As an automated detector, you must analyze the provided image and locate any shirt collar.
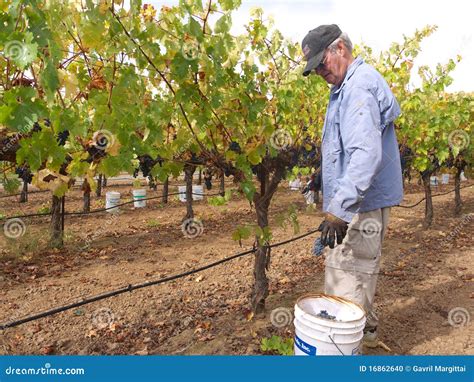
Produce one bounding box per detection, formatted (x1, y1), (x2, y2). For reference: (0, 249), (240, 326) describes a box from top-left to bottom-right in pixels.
(331, 56), (364, 95)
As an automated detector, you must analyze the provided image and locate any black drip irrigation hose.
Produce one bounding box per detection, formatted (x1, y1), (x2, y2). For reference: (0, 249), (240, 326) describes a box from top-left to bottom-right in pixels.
(0, 182), (150, 198)
(0, 189), (49, 199)
(0, 191), (231, 221)
(0, 228), (319, 331)
(0, 211), (52, 219)
(1, 180), (472, 330)
(396, 183), (473, 208)
(0, 179), (235, 199)
(2, 184), (472, 222)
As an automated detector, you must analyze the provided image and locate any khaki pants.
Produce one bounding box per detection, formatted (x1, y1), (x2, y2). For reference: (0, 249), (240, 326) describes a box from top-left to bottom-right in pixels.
(324, 208), (390, 329)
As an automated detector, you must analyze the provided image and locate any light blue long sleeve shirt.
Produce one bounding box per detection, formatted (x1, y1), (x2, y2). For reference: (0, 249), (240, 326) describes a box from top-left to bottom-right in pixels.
(321, 56), (403, 223)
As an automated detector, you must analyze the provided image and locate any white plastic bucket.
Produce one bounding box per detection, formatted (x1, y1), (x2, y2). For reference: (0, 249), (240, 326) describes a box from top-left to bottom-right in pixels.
(178, 185), (204, 202)
(289, 179), (301, 191)
(441, 174), (450, 184)
(430, 176), (438, 186)
(132, 189), (147, 208)
(178, 186), (187, 202)
(294, 294), (366, 356)
(193, 185), (204, 201)
(106, 191), (121, 213)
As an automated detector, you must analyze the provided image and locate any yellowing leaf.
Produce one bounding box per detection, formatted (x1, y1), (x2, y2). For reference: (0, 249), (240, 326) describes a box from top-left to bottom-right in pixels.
(99, 0), (109, 14)
(58, 69), (79, 99)
(32, 169), (71, 196)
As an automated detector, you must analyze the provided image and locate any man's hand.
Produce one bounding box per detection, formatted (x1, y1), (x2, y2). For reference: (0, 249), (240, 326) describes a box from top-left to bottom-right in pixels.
(318, 213), (349, 249)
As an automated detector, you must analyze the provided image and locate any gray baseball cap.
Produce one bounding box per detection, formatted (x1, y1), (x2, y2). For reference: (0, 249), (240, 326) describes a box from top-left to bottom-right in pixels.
(302, 24), (342, 76)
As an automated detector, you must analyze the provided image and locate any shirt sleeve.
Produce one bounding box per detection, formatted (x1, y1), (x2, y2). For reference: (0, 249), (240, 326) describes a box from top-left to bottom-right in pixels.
(326, 86), (382, 222)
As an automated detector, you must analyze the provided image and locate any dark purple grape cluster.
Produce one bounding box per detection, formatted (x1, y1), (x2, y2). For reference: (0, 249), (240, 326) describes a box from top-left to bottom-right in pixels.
(15, 165), (33, 183)
(134, 155), (164, 178)
(316, 310), (336, 320)
(31, 119), (68, 146)
(229, 141), (241, 153)
(32, 121), (41, 132)
(56, 130), (70, 146)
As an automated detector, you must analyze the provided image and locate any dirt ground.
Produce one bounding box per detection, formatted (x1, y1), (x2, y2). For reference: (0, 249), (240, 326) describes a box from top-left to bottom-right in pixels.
(0, 177), (472, 355)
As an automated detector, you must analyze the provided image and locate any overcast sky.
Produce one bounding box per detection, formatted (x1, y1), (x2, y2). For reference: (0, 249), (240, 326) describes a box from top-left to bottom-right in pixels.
(150, 0), (473, 92)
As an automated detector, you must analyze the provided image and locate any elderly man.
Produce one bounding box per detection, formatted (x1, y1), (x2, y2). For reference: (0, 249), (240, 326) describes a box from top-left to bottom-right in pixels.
(302, 25), (403, 348)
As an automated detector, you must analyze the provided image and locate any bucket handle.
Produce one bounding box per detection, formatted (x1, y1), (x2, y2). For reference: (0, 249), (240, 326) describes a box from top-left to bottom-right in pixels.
(327, 334), (345, 356)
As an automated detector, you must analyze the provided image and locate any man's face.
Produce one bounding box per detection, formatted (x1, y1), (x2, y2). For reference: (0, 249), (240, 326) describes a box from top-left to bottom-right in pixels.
(314, 44), (350, 86)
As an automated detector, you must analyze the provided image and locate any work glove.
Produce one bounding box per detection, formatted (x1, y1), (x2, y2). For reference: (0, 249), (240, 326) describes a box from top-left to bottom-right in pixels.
(318, 213), (349, 249)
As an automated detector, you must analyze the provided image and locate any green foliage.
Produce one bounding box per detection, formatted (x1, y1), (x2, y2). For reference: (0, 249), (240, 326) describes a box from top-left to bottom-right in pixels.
(231, 223), (272, 246)
(260, 335), (294, 355)
(4, 31), (38, 69)
(207, 189), (232, 206)
(275, 204), (300, 234)
(1, 174), (21, 194)
(0, 87), (46, 132)
(0, 0), (471, 237)
(359, 26), (472, 175)
(0, 0), (326, 205)
(231, 225), (252, 244)
(146, 219), (160, 228)
(37, 203), (51, 214)
(289, 166), (311, 178)
(240, 181), (256, 202)
(17, 129), (66, 172)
